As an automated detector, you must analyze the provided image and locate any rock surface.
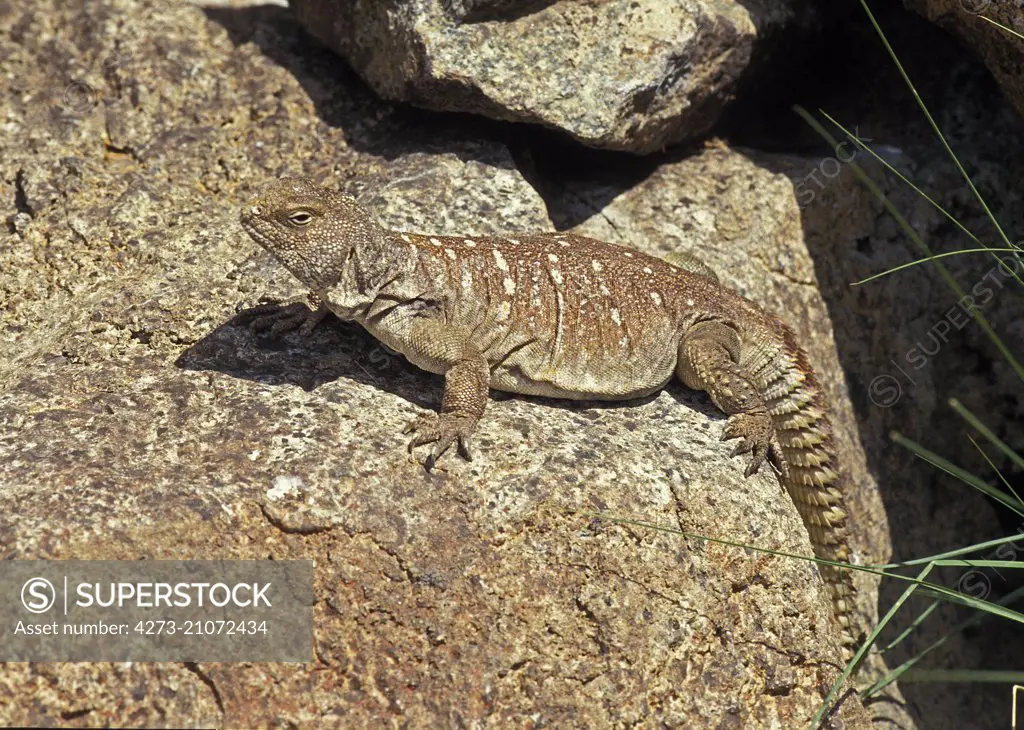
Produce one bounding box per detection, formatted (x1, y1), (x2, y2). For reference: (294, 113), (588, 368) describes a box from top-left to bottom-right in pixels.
(567, 145), (919, 729)
(2, 0), (1023, 727)
(288, 0), (817, 153)
(906, 0), (1024, 122)
(0, 0), (874, 727)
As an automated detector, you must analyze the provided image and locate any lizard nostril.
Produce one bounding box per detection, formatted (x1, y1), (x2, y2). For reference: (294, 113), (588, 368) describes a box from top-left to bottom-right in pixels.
(249, 205), (261, 217)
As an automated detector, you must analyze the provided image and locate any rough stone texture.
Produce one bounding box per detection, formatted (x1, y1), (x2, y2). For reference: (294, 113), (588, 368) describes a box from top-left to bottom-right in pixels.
(906, 0), (1024, 122)
(571, 147), (893, 582)
(0, 0), (874, 727)
(548, 57), (1024, 716)
(569, 147), (917, 729)
(288, 0), (818, 153)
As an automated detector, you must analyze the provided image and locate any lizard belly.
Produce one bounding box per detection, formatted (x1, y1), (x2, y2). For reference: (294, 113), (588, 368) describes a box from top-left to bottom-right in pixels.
(488, 340), (677, 401)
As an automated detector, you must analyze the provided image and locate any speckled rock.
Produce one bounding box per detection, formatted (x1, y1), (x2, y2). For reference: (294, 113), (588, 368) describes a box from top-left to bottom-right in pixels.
(906, 0), (1024, 121)
(554, 84), (1024, 721)
(0, 0), (873, 727)
(568, 146), (918, 728)
(287, 0), (818, 153)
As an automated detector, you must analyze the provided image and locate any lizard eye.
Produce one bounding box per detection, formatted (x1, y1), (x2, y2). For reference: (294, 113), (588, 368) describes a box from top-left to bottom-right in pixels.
(288, 211), (313, 226)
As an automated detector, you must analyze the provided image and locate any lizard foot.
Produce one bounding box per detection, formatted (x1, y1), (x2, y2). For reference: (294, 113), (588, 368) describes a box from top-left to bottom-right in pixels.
(721, 411), (789, 479)
(404, 412), (476, 470)
(232, 296), (328, 338)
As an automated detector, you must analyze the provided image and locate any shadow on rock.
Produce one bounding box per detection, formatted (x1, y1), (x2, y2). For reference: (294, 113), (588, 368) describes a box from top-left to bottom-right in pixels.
(175, 312), (439, 410)
(177, 309), (687, 425)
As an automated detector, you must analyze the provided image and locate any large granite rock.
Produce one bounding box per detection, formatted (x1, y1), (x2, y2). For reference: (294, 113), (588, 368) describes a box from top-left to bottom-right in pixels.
(566, 146), (918, 729)
(906, 0), (1024, 122)
(546, 93), (1024, 721)
(3, 0), (1021, 726)
(288, 0), (818, 153)
(0, 0), (875, 727)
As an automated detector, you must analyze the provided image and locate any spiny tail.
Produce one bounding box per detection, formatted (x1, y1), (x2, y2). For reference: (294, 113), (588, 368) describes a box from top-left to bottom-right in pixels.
(751, 325), (859, 656)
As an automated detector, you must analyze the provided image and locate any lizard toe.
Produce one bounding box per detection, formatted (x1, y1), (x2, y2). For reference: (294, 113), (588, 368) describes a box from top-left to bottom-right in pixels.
(405, 413), (476, 468)
(743, 445), (769, 477)
(457, 434), (475, 461)
(233, 298), (327, 338)
(730, 438), (754, 457)
(767, 438), (789, 480)
(723, 412), (779, 478)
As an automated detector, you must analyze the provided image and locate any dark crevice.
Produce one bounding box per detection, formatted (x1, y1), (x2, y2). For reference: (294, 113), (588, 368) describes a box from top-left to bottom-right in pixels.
(60, 708), (93, 721)
(14, 169), (31, 217)
(184, 661), (225, 717)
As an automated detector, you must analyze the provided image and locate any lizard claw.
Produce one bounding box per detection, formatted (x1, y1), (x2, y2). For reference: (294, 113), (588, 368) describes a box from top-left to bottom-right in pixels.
(232, 296), (328, 338)
(405, 412), (476, 469)
(721, 412), (788, 480)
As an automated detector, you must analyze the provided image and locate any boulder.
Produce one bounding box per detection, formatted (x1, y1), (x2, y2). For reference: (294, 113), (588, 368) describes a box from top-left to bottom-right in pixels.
(0, 0), (872, 726)
(906, 0), (1024, 122)
(288, 0), (818, 153)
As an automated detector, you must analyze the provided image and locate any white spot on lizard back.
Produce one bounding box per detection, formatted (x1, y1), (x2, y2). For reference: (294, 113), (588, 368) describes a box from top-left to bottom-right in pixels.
(650, 291), (662, 306)
(463, 239), (476, 248)
(493, 249), (509, 271)
(611, 308), (622, 326)
(687, 298), (695, 307)
(461, 266), (473, 291)
(550, 269), (563, 286)
(399, 233), (411, 243)
(547, 253), (559, 264)
(552, 286), (565, 358)
(503, 277), (516, 295)
(495, 301), (511, 322)
(591, 260), (603, 273)
(445, 248), (457, 260)
(643, 266), (653, 274)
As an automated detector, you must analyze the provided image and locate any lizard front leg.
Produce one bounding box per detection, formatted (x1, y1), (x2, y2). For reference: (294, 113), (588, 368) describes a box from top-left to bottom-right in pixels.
(402, 319), (490, 470)
(233, 292), (330, 337)
(676, 320), (788, 479)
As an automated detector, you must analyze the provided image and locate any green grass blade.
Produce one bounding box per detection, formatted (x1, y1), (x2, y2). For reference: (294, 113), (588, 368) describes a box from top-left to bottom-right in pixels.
(851, 248), (1024, 285)
(866, 586), (1024, 695)
(818, 111), (1021, 284)
(793, 106), (1024, 382)
(859, 0), (1018, 257)
(951, 398), (1024, 471)
(978, 14), (1024, 42)
(884, 532), (1024, 569)
(968, 433), (1023, 508)
(891, 432), (1024, 517)
(813, 564), (932, 723)
(878, 600), (940, 653)
(931, 559), (1024, 570)
(822, 111), (1024, 289)
(577, 509), (1024, 726)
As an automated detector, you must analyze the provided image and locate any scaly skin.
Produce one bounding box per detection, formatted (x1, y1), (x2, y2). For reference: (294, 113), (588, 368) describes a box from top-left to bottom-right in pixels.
(237, 177), (858, 654)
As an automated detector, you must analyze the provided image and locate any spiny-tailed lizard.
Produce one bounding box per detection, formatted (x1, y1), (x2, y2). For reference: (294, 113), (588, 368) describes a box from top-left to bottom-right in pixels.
(235, 176), (860, 654)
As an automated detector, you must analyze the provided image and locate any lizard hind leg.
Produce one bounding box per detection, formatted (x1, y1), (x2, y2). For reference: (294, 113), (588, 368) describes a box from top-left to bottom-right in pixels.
(675, 320), (788, 479)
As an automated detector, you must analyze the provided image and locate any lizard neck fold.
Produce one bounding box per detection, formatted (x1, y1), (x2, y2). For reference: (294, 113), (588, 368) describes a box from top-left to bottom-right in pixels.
(320, 228), (417, 322)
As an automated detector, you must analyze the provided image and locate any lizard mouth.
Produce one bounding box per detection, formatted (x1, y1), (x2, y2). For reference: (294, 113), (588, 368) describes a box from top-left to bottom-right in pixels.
(239, 216), (319, 286)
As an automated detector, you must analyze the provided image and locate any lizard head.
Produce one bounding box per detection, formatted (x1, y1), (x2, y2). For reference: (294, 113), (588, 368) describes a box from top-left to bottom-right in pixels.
(240, 177), (380, 290)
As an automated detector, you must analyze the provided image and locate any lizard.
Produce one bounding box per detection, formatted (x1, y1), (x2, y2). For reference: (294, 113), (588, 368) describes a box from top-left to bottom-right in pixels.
(235, 176), (860, 655)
